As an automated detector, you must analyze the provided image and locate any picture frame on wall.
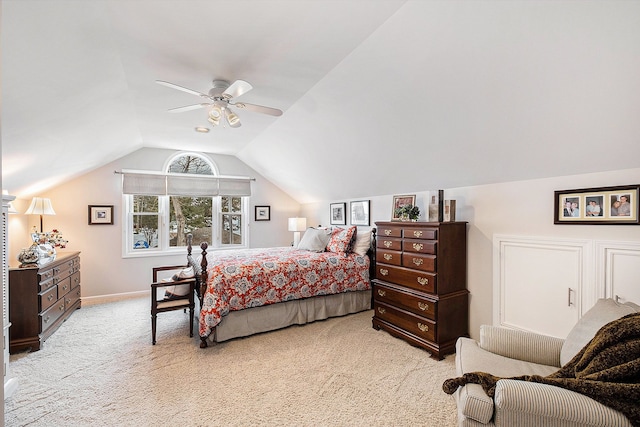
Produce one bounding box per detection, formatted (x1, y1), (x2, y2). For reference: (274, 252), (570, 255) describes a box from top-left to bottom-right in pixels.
(330, 202), (346, 225)
(554, 185), (639, 225)
(391, 194), (416, 221)
(350, 200), (370, 226)
(88, 205), (114, 225)
(255, 205), (270, 221)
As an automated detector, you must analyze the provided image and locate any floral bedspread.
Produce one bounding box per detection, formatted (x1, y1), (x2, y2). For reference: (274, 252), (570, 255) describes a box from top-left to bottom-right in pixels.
(198, 247), (370, 337)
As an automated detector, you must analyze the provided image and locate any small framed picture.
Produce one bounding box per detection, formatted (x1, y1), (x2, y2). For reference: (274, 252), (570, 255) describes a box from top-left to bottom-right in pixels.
(554, 185), (639, 224)
(391, 194), (416, 221)
(350, 200), (370, 226)
(88, 205), (114, 225)
(330, 202), (346, 225)
(255, 205), (270, 221)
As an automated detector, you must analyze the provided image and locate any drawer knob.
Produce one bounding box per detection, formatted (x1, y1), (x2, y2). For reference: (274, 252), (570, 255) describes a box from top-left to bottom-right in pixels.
(48, 294), (54, 301)
(43, 316), (50, 323)
(412, 243), (423, 251)
(417, 323), (429, 332)
(412, 258), (423, 266)
(377, 307), (386, 315)
(418, 302), (429, 311)
(59, 305), (65, 311)
(383, 241), (392, 248)
(379, 268), (389, 276)
(63, 285), (68, 291)
(413, 231), (423, 238)
(383, 254), (393, 261)
(417, 277), (429, 286)
(384, 230), (392, 236)
(377, 289), (386, 297)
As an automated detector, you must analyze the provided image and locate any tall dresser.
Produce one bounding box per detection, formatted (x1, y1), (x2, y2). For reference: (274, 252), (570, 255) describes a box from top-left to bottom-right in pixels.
(372, 221), (468, 359)
(9, 252), (81, 354)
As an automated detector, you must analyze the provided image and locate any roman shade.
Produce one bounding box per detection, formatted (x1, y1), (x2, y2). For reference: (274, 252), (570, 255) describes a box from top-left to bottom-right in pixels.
(121, 170), (252, 196)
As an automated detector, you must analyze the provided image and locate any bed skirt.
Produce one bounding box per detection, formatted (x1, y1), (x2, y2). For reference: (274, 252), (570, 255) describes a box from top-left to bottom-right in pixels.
(208, 289), (372, 342)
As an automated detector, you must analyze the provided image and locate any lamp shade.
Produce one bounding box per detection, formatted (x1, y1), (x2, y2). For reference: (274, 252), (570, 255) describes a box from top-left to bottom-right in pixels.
(24, 197), (56, 216)
(288, 217), (307, 232)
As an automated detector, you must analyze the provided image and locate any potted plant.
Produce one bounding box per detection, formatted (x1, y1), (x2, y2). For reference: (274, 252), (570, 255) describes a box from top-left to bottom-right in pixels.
(395, 204), (420, 221)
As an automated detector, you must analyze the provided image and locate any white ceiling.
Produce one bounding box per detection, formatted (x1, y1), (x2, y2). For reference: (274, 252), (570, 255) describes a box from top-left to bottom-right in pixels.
(3, 1), (640, 202)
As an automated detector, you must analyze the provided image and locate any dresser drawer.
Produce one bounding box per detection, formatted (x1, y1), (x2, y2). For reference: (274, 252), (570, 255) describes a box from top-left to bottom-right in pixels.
(402, 253), (436, 272)
(402, 239), (436, 254)
(57, 277), (72, 298)
(39, 285), (58, 312)
(39, 277), (56, 293)
(40, 299), (66, 332)
(374, 301), (435, 342)
(65, 285), (81, 310)
(402, 227), (437, 240)
(377, 249), (401, 266)
(376, 264), (436, 294)
(70, 271), (81, 288)
(378, 226), (402, 238)
(377, 237), (402, 251)
(373, 282), (436, 321)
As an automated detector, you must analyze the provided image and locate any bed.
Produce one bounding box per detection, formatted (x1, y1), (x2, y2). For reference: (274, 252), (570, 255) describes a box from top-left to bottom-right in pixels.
(192, 227), (376, 348)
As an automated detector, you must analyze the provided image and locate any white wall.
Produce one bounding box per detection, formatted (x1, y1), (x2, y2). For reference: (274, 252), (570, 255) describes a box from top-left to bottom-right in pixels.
(301, 167), (640, 339)
(8, 148), (301, 303)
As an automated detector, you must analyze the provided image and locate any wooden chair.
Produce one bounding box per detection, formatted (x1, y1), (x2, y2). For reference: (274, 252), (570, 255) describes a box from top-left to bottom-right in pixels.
(150, 267), (196, 345)
(150, 234), (200, 345)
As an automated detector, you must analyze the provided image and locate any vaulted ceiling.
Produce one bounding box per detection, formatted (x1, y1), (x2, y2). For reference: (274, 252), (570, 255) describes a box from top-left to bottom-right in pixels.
(3, 1), (639, 203)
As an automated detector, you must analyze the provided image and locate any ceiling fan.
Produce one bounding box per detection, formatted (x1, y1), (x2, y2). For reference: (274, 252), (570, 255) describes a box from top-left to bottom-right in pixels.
(156, 79), (283, 128)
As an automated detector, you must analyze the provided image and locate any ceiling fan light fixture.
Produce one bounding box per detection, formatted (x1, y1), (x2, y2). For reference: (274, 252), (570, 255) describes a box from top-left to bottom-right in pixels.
(207, 105), (222, 126)
(225, 109), (241, 128)
(195, 127), (210, 133)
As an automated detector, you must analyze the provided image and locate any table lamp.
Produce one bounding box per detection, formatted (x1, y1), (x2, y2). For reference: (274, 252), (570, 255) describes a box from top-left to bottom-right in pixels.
(288, 217), (307, 247)
(24, 197), (56, 232)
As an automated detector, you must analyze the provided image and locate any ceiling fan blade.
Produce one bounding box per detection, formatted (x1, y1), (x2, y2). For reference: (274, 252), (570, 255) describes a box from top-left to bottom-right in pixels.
(167, 103), (210, 113)
(232, 102), (283, 117)
(222, 80), (253, 100)
(156, 80), (210, 98)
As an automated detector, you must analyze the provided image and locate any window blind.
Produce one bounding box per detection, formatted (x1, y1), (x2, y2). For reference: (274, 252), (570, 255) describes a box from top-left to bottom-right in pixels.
(121, 171), (251, 196)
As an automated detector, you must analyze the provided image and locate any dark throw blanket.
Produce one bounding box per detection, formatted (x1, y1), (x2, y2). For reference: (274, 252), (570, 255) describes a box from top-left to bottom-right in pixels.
(443, 312), (640, 426)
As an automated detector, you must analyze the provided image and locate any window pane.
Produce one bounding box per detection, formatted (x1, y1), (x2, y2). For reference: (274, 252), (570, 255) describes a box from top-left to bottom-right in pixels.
(168, 155), (213, 175)
(221, 196), (230, 213)
(132, 214), (159, 249)
(133, 195), (158, 213)
(231, 214), (242, 244)
(231, 197), (241, 212)
(169, 196), (212, 247)
(220, 213), (242, 245)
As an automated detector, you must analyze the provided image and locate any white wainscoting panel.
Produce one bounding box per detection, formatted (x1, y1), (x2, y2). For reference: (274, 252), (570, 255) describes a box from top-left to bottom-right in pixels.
(493, 235), (591, 338)
(596, 240), (640, 306)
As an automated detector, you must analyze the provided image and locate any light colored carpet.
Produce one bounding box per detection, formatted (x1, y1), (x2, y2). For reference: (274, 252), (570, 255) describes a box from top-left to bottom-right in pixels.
(6, 298), (458, 426)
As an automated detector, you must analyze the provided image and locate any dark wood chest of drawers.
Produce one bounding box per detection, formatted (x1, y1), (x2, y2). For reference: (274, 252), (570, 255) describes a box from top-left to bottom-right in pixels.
(9, 252), (81, 353)
(372, 222), (468, 359)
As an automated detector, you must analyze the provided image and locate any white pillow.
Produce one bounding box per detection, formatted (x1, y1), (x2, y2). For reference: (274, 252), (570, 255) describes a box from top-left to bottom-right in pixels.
(297, 227), (331, 252)
(352, 229), (372, 256)
(161, 267), (195, 300)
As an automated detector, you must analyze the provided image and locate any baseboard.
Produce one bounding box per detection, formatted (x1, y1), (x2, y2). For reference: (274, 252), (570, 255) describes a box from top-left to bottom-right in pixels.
(81, 290), (149, 306)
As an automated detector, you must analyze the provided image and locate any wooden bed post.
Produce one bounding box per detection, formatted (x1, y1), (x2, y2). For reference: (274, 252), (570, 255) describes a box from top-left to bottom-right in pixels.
(199, 241), (209, 349)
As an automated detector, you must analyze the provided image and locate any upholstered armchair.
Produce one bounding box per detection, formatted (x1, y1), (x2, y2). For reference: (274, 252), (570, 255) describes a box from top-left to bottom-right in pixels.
(451, 298), (639, 426)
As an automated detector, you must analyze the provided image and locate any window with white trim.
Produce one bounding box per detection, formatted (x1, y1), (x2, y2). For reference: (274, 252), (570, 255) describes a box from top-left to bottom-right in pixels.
(122, 153), (250, 256)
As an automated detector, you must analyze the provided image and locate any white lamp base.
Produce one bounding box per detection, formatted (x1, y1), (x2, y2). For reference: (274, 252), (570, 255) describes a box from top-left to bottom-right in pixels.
(293, 231), (301, 247)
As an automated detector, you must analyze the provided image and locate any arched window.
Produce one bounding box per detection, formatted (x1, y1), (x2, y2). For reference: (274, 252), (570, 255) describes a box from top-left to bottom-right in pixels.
(123, 152), (249, 256)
